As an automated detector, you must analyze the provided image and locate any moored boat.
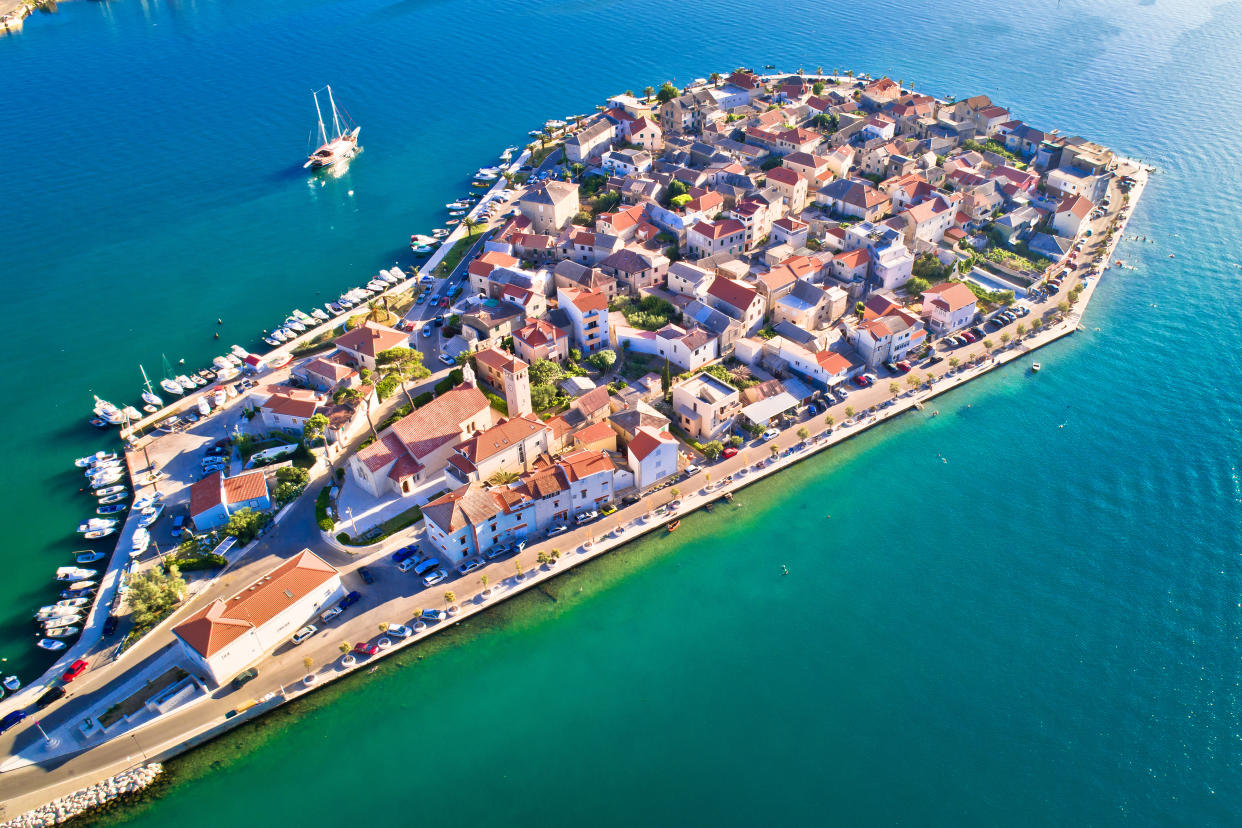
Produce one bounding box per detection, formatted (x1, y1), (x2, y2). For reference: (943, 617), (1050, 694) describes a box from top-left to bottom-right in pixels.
(36, 639), (67, 652)
(304, 85), (360, 169)
(84, 528), (115, 539)
(75, 550), (106, 564)
(96, 503), (127, 516)
(94, 485), (127, 498)
(56, 566), (96, 581)
(667, 519), (681, 533)
(131, 527), (151, 557)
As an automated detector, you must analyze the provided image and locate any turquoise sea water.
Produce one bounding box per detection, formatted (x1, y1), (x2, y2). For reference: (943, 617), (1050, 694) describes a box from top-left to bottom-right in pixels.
(3, 0), (1242, 823)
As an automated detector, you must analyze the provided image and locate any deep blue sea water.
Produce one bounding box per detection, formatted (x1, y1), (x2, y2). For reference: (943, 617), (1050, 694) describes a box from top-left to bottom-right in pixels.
(2, 0), (1241, 824)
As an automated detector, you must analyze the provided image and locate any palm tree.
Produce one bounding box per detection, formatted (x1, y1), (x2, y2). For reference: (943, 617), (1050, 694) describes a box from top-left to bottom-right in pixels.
(643, 86), (654, 99)
(710, 72), (722, 87)
(365, 300), (386, 325)
(339, 386), (378, 441)
(462, 215), (479, 236)
(480, 574), (489, 592)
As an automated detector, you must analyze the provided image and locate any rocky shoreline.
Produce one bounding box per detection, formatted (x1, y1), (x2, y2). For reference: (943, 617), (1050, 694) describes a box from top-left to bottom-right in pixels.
(1, 764), (162, 827)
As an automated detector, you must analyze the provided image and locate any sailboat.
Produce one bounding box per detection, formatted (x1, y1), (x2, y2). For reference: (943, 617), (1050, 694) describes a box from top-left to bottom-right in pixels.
(160, 355), (185, 397)
(304, 85), (360, 169)
(138, 365), (163, 408)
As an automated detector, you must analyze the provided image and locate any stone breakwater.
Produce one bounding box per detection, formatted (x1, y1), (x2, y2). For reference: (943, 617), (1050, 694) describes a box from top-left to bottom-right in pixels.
(1, 764), (162, 827)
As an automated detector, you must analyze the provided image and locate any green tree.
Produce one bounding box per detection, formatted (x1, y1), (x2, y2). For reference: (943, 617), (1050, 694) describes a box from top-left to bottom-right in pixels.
(656, 81), (679, 103)
(729, 434), (744, 447)
(906, 374), (920, 390)
(797, 426), (810, 440)
(529, 358), (564, 387)
(444, 591), (456, 607)
(377, 347), (431, 409)
(824, 414), (834, 429)
(661, 359), (672, 398)
(701, 440), (724, 460)
(812, 81), (825, 95)
(339, 386), (378, 441)
(643, 86), (655, 99)
(303, 412), (333, 475)
(844, 406), (855, 419)
(1031, 317), (1043, 331)
(948, 356), (960, 369)
(224, 507), (271, 544)
(274, 466), (310, 503)
(769, 444), (780, 459)
(587, 349), (617, 372)
(530, 383), (558, 411)
(375, 374), (399, 402)
(127, 564), (186, 629)
(1016, 323), (1026, 337)
(889, 381), (901, 396)
(983, 339), (994, 351)
(1001, 332), (1011, 345)
(854, 301), (866, 322)
(1058, 301), (1071, 314)
(905, 275), (931, 297)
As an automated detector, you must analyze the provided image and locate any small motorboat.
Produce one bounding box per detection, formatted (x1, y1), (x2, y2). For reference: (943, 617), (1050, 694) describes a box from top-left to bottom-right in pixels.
(78, 518), (117, 533)
(311, 308), (329, 321)
(143, 404), (159, 413)
(96, 503), (127, 516)
(326, 303), (342, 315)
(131, 527), (151, 557)
(213, 356), (232, 371)
(56, 598), (90, 610)
(268, 353), (291, 369)
(137, 504), (164, 528)
(197, 397), (211, 417)
(284, 317), (308, 333)
(264, 336), (281, 347)
(160, 377), (185, 396)
(431, 228), (449, 238)
(88, 417), (110, 429)
(1031, 362), (1042, 373)
(446, 200), (469, 209)
(132, 493), (163, 512)
(94, 485), (127, 498)
(36, 606), (81, 620)
(60, 587), (95, 600)
(75, 451), (116, 468)
(45, 626), (80, 639)
(191, 373), (208, 386)
(667, 519), (681, 533)
(292, 309), (315, 324)
(67, 580), (97, 591)
(86, 460), (122, 476)
(446, 219), (460, 226)
(230, 344), (249, 358)
(37, 639), (67, 652)
(84, 528), (115, 540)
(2, 676), (19, 692)
(75, 551), (106, 564)
(89, 473), (125, 490)
(176, 375), (197, 392)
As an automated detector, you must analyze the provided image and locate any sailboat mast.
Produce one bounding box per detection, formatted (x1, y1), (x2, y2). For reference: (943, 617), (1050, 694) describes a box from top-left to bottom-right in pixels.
(313, 89), (329, 146)
(326, 84), (343, 140)
(140, 364), (153, 393)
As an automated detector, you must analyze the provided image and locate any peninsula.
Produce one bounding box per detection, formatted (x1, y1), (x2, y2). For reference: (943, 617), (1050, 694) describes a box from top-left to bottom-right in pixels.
(0, 68), (1146, 825)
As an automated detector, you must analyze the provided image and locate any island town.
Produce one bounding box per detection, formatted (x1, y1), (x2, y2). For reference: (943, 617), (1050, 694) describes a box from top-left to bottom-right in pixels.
(0, 68), (1146, 825)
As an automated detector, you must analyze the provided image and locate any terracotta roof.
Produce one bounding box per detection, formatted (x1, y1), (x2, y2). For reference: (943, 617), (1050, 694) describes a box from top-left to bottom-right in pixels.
(222, 470), (268, 505)
(628, 426), (676, 461)
(706, 276), (759, 311)
(833, 248), (869, 269)
(455, 415), (548, 463)
(518, 464), (569, 499)
(356, 431), (406, 472)
(173, 550), (339, 658)
(562, 287), (609, 313)
(188, 472), (224, 518)
(815, 351), (853, 374)
(685, 191), (725, 213)
(514, 319), (567, 349)
(423, 484), (514, 534)
(691, 219), (745, 240)
(354, 386), (490, 472)
(468, 250), (518, 278)
(474, 346), (528, 374)
(305, 358), (355, 382)
(572, 421), (616, 446)
(765, 166), (802, 186)
(334, 322), (409, 360)
(772, 216), (806, 232)
(571, 385), (612, 417)
(922, 281), (978, 312)
(559, 449), (615, 482)
(262, 391), (319, 419)
(1057, 194), (1094, 219)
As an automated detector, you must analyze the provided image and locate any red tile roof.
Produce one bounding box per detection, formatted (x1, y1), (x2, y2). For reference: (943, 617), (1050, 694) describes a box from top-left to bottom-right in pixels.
(222, 470), (268, 505)
(765, 166), (802, 186)
(922, 281), (979, 312)
(173, 550), (339, 658)
(334, 322), (410, 360)
(628, 426), (675, 461)
(706, 276), (759, 312)
(691, 219), (745, 240)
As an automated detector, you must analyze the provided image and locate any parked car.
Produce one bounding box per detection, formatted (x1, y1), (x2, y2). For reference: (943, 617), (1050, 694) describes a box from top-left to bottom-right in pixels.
(420, 609), (447, 622)
(61, 659), (89, 683)
(438, 353), (455, 366)
(896, 361), (912, 373)
(102, 614), (119, 636)
(0, 710), (27, 734)
(387, 624), (413, 638)
(439, 297), (450, 308)
(683, 464), (701, 476)
(338, 591), (361, 610)
(459, 558), (482, 574)
(621, 493), (641, 505)
(574, 510), (599, 525)
(35, 686), (66, 709)
(320, 606), (342, 623)
(600, 503), (617, 516)
(547, 524), (569, 537)
(353, 641), (380, 656)
(170, 515), (187, 538)
(358, 566), (375, 585)
(415, 293), (429, 305)
(722, 447), (739, 459)
(391, 545), (419, 564)
(484, 544), (511, 560)
(761, 428), (780, 441)
(413, 557), (441, 576)
(397, 557), (419, 573)
(231, 668), (259, 690)
(422, 569), (448, 587)
(290, 625), (317, 645)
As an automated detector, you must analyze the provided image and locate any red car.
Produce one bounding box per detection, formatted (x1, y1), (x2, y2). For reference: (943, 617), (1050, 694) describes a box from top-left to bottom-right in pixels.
(353, 642), (380, 656)
(438, 297), (450, 308)
(61, 659), (89, 683)
(722, 447), (739, 459)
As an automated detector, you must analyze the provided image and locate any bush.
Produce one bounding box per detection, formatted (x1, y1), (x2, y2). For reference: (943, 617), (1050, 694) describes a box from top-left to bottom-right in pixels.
(484, 391), (508, 415)
(587, 349), (617, 371)
(225, 508), (270, 545)
(172, 552), (227, 572)
(611, 295), (680, 331)
(315, 487), (333, 531)
(413, 391), (434, 407)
